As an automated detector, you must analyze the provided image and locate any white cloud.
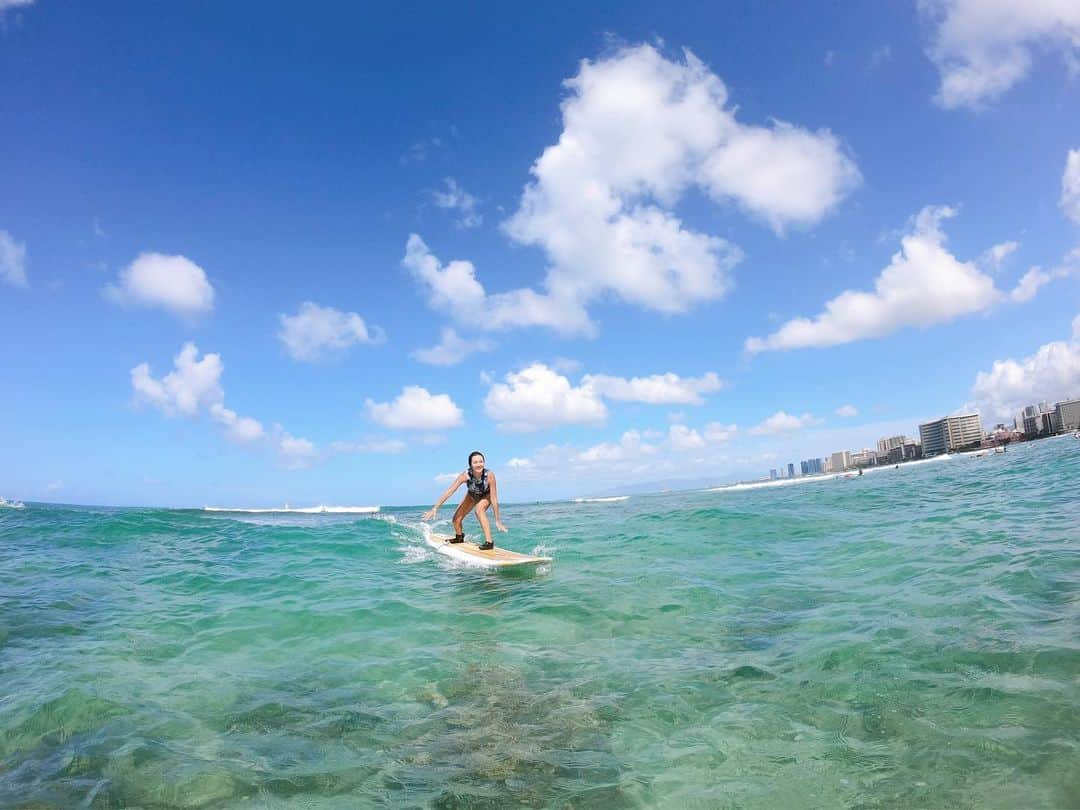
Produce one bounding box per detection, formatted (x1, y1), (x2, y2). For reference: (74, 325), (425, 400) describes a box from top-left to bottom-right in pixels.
(971, 314), (1080, 419)
(0, 0), (34, 12)
(551, 357), (583, 375)
(577, 429), (658, 462)
(408, 44), (858, 337)
(274, 427), (318, 470)
(45, 479), (63, 493)
(209, 403), (265, 444)
(435, 471), (461, 483)
(749, 410), (822, 436)
(432, 177), (482, 228)
(745, 206), (1001, 353)
(132, 343), (317, 467)
(1010, 267), (1052, 303)
(131, 342), (224, 417)
(412, 327), (492, 366)
(278, 301), (384, 362)
(1010, 248), (1080, 302)
(365, 385), (464, 430)
(703, 422), (737, 443)
(921, 0), (1080, 109)
(835, 404), (859, 417)
(979, 240), (1018, 272)
(0, 230), (28, 288)
(403, 234), (592, 335)
(668, 424), (705, 451)
(581, 371), (724, 405)
(1062, 149), (1080, 224)
(484, 363), (607, 432)
(105, 252), (214, 320)
(506, 419), (736, 481)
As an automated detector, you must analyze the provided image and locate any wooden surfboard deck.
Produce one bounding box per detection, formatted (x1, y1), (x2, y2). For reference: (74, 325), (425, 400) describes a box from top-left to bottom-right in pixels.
(427, 535), (552, 568)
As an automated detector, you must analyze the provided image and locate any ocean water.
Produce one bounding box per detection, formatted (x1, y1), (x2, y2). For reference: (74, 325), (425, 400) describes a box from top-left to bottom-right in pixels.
(1, 438), (1078, 808)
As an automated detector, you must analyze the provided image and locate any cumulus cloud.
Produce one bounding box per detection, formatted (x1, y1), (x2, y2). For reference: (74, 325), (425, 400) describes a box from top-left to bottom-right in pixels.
(412, 327), (493, 366)
(105, 252), (214, 320)
(365, 386), (464, 430)
(484, 363), (607, 432)
(668, 423), (706, 451)
(274, 427), (318, 470)
(403, 234), (592, 335)
(1062, 149), (1080, 224)
(0, 230), (28, 289)
(408, 44), (858, 337)
(836, 404), (859, 417)
(132, 342), (317, 467)
(432, 177), (482, 228)
(971, 314), (1080, 419)
(748, 410), (822, 436)
(745, 206), (1001, 353)
(577, 429), (659, 462)
(131, 342), (224, 417)
(581, 371), (724, 405)
(506, 419), (736, 480)
(278, 301), (385, 362)
(921, 0), (1080, 109)
(208, 403), (265, 444)
(480, 363), (726, 431)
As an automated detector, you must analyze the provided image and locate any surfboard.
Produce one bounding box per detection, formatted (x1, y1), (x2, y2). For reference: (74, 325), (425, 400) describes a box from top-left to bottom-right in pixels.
(427, 534), (552, 568)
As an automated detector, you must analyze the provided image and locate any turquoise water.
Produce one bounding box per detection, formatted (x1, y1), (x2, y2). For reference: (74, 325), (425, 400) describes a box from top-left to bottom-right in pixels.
(2, 438), (1078, 808)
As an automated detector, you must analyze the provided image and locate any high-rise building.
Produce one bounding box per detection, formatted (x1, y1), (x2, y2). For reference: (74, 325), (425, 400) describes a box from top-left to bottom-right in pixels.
(876, 435), (907, 454)
(787, 463), (795, 478)
(1055, 398), (1080, 432)
(770, 468), (778, 480)
(851, 448), (876, 467)
(830, 450), (852, 472)
(919, 413), (983, 455)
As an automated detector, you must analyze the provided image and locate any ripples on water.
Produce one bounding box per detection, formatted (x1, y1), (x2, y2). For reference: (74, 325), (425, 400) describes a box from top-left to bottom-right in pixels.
(1, 438), (1078, 807)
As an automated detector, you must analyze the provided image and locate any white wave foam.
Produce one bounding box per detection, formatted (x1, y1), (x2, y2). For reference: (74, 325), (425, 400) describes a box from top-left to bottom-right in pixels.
(202, 505), (380, 514)
(400, 545), (433, 565)
(573, 496), (629, 503)
(0, 497), (26, 509)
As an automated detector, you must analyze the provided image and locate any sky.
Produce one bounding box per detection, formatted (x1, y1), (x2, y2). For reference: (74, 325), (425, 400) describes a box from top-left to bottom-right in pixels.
(2, 0), (1079, 507)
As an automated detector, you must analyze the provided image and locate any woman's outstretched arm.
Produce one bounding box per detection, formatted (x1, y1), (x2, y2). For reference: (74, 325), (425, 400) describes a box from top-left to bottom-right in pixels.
(422, 473), (466, 520)
(489, 473), (508, 532)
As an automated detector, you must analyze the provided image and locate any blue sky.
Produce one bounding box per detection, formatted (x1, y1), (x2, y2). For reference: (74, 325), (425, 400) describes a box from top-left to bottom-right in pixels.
(2, 1), (1079, 507)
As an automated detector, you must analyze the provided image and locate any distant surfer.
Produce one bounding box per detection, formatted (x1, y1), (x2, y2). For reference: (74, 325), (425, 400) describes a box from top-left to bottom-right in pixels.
(422, 451), (507, 550)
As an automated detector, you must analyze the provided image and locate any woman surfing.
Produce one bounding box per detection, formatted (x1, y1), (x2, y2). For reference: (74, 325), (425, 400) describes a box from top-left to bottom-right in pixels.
(422, 451), (507, 550)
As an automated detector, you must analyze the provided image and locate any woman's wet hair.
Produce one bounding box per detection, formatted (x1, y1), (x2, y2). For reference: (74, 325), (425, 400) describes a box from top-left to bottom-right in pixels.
(468, 451), (485, 467)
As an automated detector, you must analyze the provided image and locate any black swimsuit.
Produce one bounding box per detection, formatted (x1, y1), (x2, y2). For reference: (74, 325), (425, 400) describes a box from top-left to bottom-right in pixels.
(466, 468), (490, 499)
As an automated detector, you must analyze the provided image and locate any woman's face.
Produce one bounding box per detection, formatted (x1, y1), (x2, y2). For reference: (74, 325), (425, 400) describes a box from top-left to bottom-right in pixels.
(470, 455), (485, 476)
